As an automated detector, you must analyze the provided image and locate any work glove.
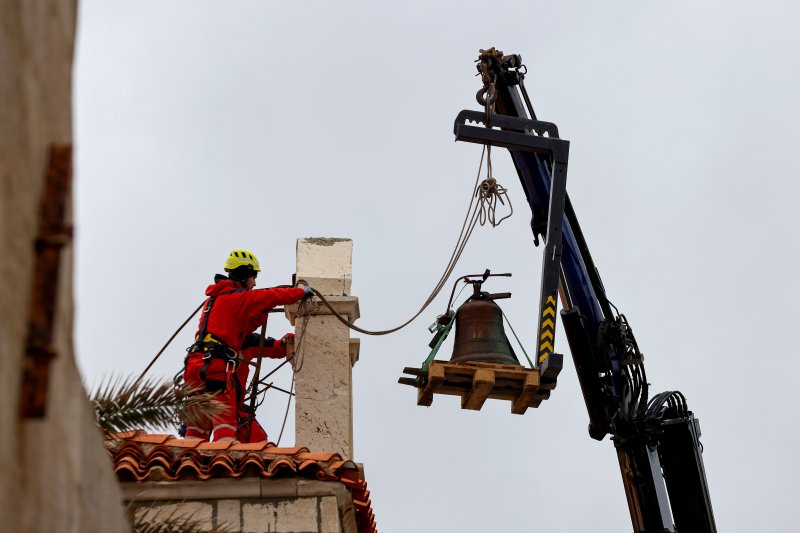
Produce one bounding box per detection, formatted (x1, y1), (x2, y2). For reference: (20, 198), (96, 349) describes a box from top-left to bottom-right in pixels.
(303, 286), (315, 299)
(242, 332), (276, 349)
(280, 333), (295, 345)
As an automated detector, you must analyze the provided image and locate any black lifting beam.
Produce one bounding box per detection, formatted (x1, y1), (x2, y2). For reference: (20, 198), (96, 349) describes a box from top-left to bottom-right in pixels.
(454, 109), (567, 380)
(453, 110), (568, 164)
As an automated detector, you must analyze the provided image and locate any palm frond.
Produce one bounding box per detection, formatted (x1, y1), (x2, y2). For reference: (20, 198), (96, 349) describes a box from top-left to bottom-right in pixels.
(91, 375), (227, 435)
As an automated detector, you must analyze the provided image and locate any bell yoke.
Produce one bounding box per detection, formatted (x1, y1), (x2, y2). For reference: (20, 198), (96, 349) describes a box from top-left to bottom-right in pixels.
(182, 249), (312, 442)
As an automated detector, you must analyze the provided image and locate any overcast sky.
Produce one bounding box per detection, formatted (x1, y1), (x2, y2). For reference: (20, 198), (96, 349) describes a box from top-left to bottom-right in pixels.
(74, 2), (800, 532)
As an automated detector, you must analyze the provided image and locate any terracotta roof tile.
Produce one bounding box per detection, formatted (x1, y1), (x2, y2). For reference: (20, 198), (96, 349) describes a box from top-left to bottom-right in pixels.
(131, 433), (172, 444)
(196, 441), (234, 451)
(268, 456), (299, 475)
(297, 451), (340, 462)
(329, 459), (348, 469)
(162, 438), (205, 448)
(228, 441), (272, 452)
(262, 446), (305, 455)
(106, 429), (141, 440)
(173, 460), (203, 479)
(107, 432), (377, 533)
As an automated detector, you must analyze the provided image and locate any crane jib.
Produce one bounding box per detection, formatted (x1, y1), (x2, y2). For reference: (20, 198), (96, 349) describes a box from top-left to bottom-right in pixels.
(451, 48), (717, 532)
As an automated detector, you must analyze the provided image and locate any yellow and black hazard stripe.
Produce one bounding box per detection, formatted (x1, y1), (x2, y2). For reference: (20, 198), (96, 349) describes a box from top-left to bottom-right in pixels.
(538, 294), (557, 364)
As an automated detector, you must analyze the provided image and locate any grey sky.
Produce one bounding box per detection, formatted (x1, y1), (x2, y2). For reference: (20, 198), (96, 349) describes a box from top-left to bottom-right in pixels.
(74, 1), (800, 531)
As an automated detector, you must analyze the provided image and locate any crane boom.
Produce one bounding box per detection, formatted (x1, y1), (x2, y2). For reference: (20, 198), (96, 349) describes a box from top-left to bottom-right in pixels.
(454, 49), (717, 533)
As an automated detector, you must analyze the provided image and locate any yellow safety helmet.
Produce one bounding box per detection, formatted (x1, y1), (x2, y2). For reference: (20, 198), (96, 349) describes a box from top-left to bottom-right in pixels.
(224, 249), (261, 273)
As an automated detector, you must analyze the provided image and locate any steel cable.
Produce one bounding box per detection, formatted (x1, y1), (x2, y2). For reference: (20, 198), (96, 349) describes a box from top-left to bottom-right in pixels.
(301, 146), (512, 336)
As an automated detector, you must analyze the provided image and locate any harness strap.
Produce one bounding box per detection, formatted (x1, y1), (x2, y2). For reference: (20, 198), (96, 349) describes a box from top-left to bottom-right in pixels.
(199, 354), (212, 382)
(184, 287), (245, 382)
(197, 294), (218, 343)
(197, 347), (239, 381)
(196, 287), (244, 343)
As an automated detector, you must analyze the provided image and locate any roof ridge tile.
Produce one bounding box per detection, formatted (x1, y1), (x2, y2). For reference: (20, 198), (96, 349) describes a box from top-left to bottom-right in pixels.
(297, 451), (341, 462)
(197, 441), (234, 451)
(163, 438), (204, 448)
(131, 434), (172, 444)
(263, 446), (307, 455)
(229, 442), (270, 452)
(105, 429), (142, 441)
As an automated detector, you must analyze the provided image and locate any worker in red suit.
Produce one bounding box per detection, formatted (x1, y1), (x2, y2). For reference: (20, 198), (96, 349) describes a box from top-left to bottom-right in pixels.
(182, 249), (311, 442)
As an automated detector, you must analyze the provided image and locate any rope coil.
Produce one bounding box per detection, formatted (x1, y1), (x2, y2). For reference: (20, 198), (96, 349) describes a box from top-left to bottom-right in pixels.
(477, 176), (512, 227)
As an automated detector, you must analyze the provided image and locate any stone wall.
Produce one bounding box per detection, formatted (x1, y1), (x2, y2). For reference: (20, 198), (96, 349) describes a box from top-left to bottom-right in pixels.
(0, 1), (129, 531)
(124, 479), (357, 533)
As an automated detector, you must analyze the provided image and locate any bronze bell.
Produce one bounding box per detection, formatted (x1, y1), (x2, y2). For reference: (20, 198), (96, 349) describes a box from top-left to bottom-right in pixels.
(450, 297), (520, 365)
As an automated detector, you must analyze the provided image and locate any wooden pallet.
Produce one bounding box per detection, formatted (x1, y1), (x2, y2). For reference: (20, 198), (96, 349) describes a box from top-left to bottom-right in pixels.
(416, 360), (554, 415)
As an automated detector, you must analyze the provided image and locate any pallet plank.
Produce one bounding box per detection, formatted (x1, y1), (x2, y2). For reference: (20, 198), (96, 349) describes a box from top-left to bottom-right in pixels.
(511, 372), (541, 414)
(416, 360), (553, 414)
(417, 363), (445, 406)
(462, 369), (495, 410)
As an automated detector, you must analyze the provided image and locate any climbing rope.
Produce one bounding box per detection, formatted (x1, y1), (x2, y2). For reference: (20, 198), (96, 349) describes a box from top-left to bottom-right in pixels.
(242, 296), (314, 445)
(276, 378), (294, 446)
(134, 300), (205, 386)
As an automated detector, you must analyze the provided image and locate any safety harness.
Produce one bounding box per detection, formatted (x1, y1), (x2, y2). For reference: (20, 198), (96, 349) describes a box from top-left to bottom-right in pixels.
(184, 288), (244, 383)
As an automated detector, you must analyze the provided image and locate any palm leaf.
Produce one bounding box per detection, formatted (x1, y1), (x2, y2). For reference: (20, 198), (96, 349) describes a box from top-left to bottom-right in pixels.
(91, 375), (227, 435)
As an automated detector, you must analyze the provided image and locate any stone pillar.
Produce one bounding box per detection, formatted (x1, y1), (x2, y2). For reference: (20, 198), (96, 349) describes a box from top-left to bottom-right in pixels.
(286, 238), (360, 459)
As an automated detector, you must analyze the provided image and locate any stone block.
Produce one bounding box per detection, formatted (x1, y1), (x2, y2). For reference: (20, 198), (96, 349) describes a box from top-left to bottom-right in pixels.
(297, 480), (350, 502)
(259, 478), (298, 498)
(319, 496), (342, 533)
(122, 478), (261, 501)
(242, 498), (319, 533)
(134, 502), (213, 532)
(294, 314), (354, 457)
(340, 504), (358, 533)
(349, 338), (360, 365)
(215, 499), (241, 530)
(296, 238), (352, 296)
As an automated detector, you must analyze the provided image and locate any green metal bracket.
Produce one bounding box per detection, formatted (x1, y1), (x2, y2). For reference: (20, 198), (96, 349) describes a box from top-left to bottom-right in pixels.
(421, 313), (456, 375)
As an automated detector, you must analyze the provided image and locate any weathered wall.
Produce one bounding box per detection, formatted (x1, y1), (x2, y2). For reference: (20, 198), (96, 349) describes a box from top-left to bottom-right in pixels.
(0, 1), (129, 531)
(124, 479), (357, 533)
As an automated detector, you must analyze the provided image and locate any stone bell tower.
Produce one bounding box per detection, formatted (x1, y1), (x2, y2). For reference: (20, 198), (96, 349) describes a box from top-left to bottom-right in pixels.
(286, 238), (360, 459)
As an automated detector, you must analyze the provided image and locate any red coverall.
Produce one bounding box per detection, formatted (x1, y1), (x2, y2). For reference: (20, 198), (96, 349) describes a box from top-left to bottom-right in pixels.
(236, 337), (291, 442)
(183, 278), (305, 442)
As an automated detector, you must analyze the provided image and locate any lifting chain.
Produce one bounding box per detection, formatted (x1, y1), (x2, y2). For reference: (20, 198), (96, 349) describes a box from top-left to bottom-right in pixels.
(475, 47), (504, 110)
